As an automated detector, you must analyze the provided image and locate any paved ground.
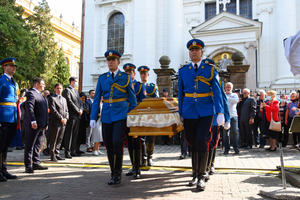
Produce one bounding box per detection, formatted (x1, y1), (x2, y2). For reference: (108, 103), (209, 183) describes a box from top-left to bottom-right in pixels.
(1, 145), (299, 200)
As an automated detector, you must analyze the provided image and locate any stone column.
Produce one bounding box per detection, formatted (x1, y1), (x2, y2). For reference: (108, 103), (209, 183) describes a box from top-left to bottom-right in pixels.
(245, 42), (257, 89)
(227, 52), (250, 90)
(153, 56), (176, 97)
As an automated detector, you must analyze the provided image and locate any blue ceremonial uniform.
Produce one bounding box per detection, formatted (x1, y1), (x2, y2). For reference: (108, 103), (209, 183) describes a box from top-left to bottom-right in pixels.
(91, 70), (137, 123)
(91, 50), (137, 185)
(133, 79), (146, 103)
(145, 83), (159, 98)
(0, 74), (18, 123)
(178, 59), (224, 119)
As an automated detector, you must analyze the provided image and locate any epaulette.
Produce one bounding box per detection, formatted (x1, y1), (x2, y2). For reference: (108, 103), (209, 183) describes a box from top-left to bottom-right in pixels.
(203, 58), (215, 67)
(179, 64), (189, 71)
(99, 72), (108, 78)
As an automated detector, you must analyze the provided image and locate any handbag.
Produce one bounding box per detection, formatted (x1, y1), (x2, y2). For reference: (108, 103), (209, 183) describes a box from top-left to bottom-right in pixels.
(269, 112), (281, 132)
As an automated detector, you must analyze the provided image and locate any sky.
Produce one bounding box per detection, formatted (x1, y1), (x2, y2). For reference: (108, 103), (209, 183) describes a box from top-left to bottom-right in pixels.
(33, 0), (82, 29)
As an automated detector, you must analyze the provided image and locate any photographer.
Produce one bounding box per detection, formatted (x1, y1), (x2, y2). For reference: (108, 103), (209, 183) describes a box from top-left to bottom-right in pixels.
(253, 90), (267, 148)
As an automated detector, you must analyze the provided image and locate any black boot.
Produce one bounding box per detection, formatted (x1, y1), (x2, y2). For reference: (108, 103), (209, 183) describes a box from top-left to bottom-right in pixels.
(141, 137), (147, 167)
(146, 136), (154, 166)
(2, 152), (17, 179)
(196, 152), (209, 191)
(113, 154), (123, 185)
(204, 148), (213, 181)
(209, 148), (216, 175)
(133, 138), (141, 179)
(107, 151), (115, 185)
(0, 153), (7, 182)
(188, 152), (197, 186)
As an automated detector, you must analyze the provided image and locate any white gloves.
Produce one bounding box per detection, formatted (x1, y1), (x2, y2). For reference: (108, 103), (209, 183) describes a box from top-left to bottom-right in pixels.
(90, 120), (96, 128)
(224, 121), (231, 130)
(217, 113), (225, 126)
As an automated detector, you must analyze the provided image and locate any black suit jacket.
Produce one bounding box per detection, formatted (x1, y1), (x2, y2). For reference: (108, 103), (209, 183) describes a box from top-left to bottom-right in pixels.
(240, 97), (257, 122)
(24, 88), (48, 130)
(48, 94), (69, 126)
(62, 86), (82, 119)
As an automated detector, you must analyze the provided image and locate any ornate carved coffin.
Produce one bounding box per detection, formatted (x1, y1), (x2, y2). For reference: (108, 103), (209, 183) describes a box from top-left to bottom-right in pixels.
(127, 97), (184, 137)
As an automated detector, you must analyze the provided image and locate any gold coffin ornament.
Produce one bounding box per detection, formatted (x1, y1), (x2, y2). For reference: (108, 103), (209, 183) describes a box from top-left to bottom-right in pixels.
(127, 98), (184, 137)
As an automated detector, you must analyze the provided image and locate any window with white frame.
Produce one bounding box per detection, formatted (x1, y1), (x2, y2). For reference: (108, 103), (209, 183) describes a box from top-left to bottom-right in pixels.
(107, 12), (124, 54)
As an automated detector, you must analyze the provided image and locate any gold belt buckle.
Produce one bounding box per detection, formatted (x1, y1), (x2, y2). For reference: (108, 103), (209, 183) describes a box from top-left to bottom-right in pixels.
(109, 98), (113, 104)
(193, 92), (197, 98)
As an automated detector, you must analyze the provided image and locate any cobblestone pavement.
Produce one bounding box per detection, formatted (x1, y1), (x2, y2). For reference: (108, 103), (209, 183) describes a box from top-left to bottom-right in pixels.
(1, 145), (299, 200)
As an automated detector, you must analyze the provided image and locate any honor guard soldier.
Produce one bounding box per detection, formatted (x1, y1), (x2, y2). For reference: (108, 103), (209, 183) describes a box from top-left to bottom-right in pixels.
(138, 66), (159, 167)
(204, 59), (231, 181)
(0, 57), (18, 182)
(90, 50), (137, 185)
(123, 63), (145, 179)
(178, 39), (225, 191)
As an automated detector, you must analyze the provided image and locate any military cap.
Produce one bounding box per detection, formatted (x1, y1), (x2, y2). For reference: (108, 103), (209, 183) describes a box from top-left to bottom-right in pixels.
(163, 88), (168, 92)
(0, 57), (17, 67)
(186, 39), (205, 50)
(104, 50), (121, 59)
(123, 63), (136, 72)
(137, 66), (150, 72)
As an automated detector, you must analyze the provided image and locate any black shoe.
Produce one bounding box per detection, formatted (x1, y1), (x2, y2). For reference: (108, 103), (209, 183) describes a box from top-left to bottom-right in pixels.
(223, 150), (229, 155)
(141, 159), (146, 167)
(65, 153), (72, 159)
(2, 171), (17, 179)
(33, 165), (48, 170)
(15, 146), (23, 150)
(147, 158), (153, 166)
(114, 176), (121, 184)
(51, 156), (58, 162)
(196, 176), (206, 191)
(178, 154), (186, 160)
(76, 150), (85, 155)
(133, 170), (141, 179)
(270, 147), (277, 152)
(25, 168), (34, 174)
(188, 177), (197, 186)
(71, 152), (80, 157)
(126, 168), (134, 176)
(56, 156), (65, 160)
(107, 177), (115, 185)
(204, 172), (210, 182)
(209, 166), (215, 175)
(0, 172), (7, 182)
(43, 148), (50, 156)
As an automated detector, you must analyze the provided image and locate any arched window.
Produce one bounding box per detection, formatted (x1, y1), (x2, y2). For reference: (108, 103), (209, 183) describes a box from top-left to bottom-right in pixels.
(107, 12), (125, 54)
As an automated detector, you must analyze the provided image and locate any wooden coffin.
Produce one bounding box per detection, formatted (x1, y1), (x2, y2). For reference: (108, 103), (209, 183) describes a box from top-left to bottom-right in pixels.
(127, 97), (184, 137)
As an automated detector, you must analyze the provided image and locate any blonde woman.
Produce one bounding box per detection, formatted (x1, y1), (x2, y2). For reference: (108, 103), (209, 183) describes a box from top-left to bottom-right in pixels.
(261, 90), (280, 151)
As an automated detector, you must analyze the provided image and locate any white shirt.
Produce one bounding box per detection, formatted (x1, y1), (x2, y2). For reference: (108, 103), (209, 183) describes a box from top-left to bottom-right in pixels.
(110, 69), (119, 77)
(4, 73), (12, 80)
(192, 61), (202, 70)
(225, 92), (239, 117)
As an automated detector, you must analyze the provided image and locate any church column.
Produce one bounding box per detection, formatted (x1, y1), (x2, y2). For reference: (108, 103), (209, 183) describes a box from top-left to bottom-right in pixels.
(236, 0), (240, 15)
(216, 0), (219, 14)
(275, 0), (296, 81)
(245, 42), (257, 89)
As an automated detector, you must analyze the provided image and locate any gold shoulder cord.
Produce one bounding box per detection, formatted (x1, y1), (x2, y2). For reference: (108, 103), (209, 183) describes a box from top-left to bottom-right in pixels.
(195, 66), (214, 86)
(146, 85), (157, 97)
(136, 83), (143, 95)
(109, 74), (130, 103)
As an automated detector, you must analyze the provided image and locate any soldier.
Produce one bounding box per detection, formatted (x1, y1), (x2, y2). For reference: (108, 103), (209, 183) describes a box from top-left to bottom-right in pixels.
(123, 63), (146, 179)
(90, 50), (137, 185)
(178, 39), (225, 191)
(0, 57), (18, 182)
(138, 66), (159, 166)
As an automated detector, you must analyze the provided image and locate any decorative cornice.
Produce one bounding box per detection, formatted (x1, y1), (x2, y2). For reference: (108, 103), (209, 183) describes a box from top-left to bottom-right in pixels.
(94, 0), (131, 6)
(256, 7), (273, 16)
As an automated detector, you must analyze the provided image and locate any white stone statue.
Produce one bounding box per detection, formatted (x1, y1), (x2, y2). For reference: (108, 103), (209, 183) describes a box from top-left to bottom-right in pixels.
(218, 54), (232, 72)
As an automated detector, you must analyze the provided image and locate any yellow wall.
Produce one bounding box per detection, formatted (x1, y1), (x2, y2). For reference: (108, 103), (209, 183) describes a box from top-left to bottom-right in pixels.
(16, 0), (81, 79)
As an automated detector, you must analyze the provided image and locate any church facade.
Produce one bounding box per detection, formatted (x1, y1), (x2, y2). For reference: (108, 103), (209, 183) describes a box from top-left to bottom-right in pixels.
(82, 0), (300, 92)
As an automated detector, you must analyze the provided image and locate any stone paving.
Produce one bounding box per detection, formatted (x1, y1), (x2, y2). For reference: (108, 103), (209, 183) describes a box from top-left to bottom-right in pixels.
(1, 145), (299, 200)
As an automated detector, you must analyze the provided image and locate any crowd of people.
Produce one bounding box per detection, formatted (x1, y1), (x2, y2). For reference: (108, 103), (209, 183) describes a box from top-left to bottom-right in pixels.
(0, 38), (299, 192)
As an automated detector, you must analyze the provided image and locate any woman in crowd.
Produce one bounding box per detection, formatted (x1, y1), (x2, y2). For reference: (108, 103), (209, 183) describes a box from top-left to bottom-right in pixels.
(77, 92), (90, 154)
(261, 90), (280, 151)
(285, 91), (300, 149)
(279, 94), (288, 147)
(91, 97), (104, 156)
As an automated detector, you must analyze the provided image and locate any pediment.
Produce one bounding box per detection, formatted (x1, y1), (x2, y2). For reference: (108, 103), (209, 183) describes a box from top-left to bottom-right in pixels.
(190, 12), (262, 35)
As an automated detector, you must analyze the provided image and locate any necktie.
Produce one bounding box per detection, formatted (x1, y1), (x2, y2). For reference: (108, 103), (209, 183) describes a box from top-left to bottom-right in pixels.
(194, 64), (198, 72)
(58, 95), (63, 104)
(112, 72), (114, 79)
(11, 77), (15, 85)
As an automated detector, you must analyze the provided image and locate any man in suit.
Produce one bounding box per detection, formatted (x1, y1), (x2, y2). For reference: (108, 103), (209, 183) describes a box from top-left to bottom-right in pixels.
(48, 83), (69, 162)
(239, 88), (256, 149)
(90, 50), (137, 185)
(23, 78), (49, 173)
(0, 57), (18, 181)
(62, 77), (83, 158)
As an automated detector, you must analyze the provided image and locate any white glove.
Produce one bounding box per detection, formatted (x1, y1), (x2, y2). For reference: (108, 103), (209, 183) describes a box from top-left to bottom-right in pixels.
(217, 113), (225, 126)
(224, 121), (231, 130)
(90, 120), (96, 129)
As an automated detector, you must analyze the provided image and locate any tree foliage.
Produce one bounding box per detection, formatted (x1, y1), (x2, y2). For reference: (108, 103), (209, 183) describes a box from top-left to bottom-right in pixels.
(0, 0), (71, 90)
